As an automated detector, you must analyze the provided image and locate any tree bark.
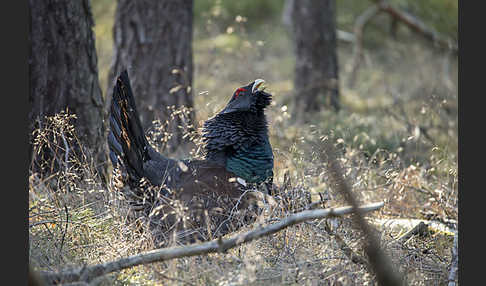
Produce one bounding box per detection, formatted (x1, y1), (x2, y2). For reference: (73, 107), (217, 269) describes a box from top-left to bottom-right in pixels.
(291, 0), (340, 119)
(108, 0), (194, 153)
(29, 0), (106, 166)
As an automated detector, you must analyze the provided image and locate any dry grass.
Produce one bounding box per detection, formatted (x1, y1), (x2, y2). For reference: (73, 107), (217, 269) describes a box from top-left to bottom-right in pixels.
(29, 4), (457, 286)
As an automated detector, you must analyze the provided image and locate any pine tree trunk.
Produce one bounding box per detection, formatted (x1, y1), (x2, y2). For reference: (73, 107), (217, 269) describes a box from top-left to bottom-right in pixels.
(291, 0), (340, 119)
(108, 0), (194, 153)
(29, 0), (106, 165)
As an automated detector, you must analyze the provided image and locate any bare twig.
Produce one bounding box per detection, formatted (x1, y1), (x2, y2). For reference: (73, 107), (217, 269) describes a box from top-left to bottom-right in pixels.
(60, 131), (70, 171)
(39, 202), (384, 284)
(213, 188), (254, 235)
(29, 220), (90, 229)
(58, 205), (69, 260)
(150, 267), (196, 286)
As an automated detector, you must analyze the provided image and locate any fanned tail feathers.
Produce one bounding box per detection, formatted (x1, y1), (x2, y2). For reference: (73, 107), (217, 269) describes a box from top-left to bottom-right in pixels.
(108, 70), (149, 185)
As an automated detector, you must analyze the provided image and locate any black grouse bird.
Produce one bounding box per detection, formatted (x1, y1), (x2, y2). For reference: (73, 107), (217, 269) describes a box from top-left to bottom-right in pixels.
(108, 70), (274, 242)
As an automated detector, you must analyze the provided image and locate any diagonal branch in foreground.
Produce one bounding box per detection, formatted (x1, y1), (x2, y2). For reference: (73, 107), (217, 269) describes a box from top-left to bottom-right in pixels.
(319, 139), (404, 285)
(39, 202), (384, 284)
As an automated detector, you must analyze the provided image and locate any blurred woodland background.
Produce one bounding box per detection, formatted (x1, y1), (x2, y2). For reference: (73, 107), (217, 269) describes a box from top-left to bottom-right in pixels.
(29, 0), (458, 285)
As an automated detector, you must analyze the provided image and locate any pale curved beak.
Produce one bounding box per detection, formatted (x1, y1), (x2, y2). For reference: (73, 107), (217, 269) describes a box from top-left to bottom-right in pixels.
(252, 79), (266, 93)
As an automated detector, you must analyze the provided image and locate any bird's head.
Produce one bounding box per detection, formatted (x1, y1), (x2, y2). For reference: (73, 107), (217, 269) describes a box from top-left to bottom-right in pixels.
(221, 79), (272, 114)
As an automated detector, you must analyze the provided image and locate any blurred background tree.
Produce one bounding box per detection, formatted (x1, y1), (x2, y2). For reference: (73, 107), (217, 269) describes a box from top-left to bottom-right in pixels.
(29, 0), (107, 172)
(289, 0), (340, 120)
(108, 0), (195, 154)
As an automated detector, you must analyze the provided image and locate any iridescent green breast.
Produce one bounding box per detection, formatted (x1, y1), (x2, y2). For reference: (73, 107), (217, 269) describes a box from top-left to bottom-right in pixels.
(226, 140), (273, 184)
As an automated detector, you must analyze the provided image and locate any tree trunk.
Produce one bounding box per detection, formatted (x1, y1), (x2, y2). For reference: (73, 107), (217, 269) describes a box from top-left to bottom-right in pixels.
(108, 0), (194, 154)
(29, 0), (106, 166)
(291, 0), (340, 119)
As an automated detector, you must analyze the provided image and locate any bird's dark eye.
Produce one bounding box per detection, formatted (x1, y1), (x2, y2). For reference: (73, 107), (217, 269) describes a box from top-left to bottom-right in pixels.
(235, 88), (246, 98)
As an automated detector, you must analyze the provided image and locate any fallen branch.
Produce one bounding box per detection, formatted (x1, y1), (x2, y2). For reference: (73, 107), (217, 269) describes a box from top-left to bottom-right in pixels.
(369, 218), (456, 237)
(39, 202), (384, 284)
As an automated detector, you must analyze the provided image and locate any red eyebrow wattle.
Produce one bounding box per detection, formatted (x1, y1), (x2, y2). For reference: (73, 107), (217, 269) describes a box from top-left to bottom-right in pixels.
(235, 87), (246, 97)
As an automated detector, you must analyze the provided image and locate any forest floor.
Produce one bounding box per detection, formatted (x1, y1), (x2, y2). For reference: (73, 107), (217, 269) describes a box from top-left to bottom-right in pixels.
(29, 3), (458, 285)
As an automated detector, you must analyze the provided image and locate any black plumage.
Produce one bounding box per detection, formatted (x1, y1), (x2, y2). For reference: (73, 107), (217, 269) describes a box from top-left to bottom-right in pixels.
(108, 70), (274, 243)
